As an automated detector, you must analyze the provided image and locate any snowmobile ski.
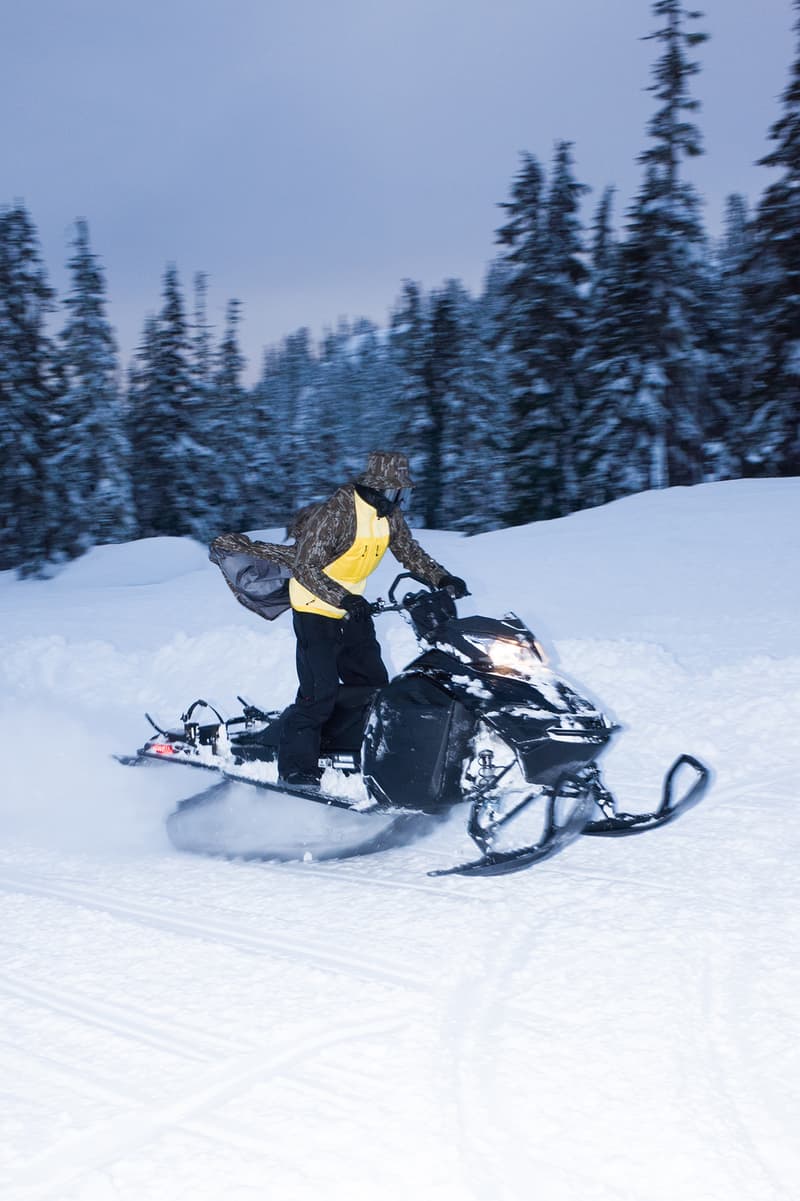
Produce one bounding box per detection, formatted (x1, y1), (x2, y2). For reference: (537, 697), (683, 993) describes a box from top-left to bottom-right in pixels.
(582, 754), (711, 836)
(429, 771), (598, 877)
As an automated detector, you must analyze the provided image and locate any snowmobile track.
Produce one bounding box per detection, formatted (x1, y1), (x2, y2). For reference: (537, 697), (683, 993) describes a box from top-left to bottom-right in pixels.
(0, 1029), (153, 1108)
(695, 931), (796, 1200)
(6, 1016), (407, 1201)
(0, 969), (233, 1065)
(439, 919), (551, 1201)
(0, 870), (424, 994)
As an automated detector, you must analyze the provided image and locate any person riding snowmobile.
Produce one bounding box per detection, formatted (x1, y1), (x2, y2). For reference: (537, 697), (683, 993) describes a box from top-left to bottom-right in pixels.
(279, 450), (467, 786)
(213, 450), (467, 788)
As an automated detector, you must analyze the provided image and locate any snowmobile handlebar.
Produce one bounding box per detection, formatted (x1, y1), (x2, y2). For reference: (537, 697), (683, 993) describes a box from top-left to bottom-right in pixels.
(387, 571), (434, 604)
(369, 572), (469, 618)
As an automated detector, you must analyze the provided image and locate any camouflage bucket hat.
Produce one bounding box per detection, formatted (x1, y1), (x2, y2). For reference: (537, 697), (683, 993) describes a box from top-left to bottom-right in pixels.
(360, 450), (415, 489)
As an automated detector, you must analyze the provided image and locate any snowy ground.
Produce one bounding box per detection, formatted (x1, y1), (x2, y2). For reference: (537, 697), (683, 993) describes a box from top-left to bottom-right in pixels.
(0, 478), (798, 1201)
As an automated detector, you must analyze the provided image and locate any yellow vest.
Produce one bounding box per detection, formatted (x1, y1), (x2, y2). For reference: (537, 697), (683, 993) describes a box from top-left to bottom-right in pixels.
(289, 490), (390, 618)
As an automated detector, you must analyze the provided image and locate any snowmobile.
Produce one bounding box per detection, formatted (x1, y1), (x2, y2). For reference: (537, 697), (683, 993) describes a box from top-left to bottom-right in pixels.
(118, 573), (710, 877)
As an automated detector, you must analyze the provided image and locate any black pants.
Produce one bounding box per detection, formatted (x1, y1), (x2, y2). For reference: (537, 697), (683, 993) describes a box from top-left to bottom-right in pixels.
(277, 609), (389, 777)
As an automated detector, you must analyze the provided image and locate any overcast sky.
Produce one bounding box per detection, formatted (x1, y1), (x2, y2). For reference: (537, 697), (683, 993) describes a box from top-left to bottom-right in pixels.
(1, 0), (795, 381)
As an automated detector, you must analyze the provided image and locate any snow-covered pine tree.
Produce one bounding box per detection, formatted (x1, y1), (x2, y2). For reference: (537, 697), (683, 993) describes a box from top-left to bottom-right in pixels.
(0, 203), (61, 574)
(267, 328), (316, 515)
(433, 279), (503, 532)
(389, 280), (430, 518)
(367, 322), (405, 445)
(538, 141), (589, 514)
(704, 194), (757, 478)
(127, 313), (158, 532)
(53, 219), (134, 558)
(475, 259), (515, 526)
(495, 144), (587, 524)
(344, 318), (398, 473)
(575, 187), (634, 505)
(182, 272), (220, 540)
(416, 282), (459, 529)
(312, 318), (397, 493)
(191, 273), (213, 394)
(128, 265), (197, 537)
(495, 152), (547, 525)
(619, 0), (709, 490)
(304, 321), (355, 490)
(246, 346), (291, 528)
(210, 297), (250, 530)
(749, 0), (800, 473)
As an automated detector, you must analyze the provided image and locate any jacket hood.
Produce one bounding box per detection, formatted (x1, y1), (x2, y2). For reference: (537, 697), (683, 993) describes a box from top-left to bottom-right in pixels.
(358, 450), (415, 489)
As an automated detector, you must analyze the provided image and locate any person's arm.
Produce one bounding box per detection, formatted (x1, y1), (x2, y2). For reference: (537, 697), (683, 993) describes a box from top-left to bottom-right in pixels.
(210, 531), (294, 569)
(387, 508), (450, 586)
(291, 489), (356, 609)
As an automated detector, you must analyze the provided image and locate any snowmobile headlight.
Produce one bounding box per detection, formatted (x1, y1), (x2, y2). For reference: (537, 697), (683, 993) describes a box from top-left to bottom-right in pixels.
(462, 634), (546, 678)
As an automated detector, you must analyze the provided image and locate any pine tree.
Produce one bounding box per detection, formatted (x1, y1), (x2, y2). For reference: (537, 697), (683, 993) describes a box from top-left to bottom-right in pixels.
(345, 318), (398, 471)
(619, 1), (710, 490)
(389, 281), (430, 519)
(538, 141), (589, 513)
(191, 273), (213, 401)
(495, 153), (547, 524)
(54, 219), (134, 557)
(128, 265), (197, 537)
(420, 278), (502, 533)
(127, 313), (158, 532)
(495, 145), (587, 524)
(704, 195), (757, 477)
(0, 203), (60, 574)
(247, 346), (292, 528)
(313, 318), (398, 492)
(181, 272), (219, 539)
(310, 322), (357, 488)
(749, 0), (800, 473)
(211, 298), (249, 529)
(445, 275), (507, 532)
(264, 328), (316, 515)
(475, 259), (515, 526)
(418, 283), (459, 528)
(575, 187), (634, 504)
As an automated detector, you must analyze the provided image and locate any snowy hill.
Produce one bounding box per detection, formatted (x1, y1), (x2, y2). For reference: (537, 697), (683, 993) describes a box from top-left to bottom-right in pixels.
(1, 478), (798, 1200)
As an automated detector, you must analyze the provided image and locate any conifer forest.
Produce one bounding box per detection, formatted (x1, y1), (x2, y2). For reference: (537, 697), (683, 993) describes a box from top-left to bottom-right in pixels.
(1, 0), (799, 576)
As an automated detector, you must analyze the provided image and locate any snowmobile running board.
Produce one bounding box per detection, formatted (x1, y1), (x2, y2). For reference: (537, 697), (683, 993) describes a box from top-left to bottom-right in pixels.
(116, 750), (391, 815)
(216, 771), (389, 814)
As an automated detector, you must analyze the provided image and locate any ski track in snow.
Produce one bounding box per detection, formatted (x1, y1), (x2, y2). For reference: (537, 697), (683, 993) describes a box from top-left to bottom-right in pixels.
(8, 1016), (408, 1201)
(1, 482), (799, 1200)
(0, 869), (426, 993)
(0, 967), (233, 1065)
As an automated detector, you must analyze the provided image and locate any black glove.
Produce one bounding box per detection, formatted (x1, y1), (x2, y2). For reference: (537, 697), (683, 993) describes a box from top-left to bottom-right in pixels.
(340, 593), (372, 622)
(438, 574), (469, 599)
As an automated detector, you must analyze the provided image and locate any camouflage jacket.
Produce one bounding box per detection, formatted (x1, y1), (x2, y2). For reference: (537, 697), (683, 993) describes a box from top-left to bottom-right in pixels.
(212, 485), (449, 611)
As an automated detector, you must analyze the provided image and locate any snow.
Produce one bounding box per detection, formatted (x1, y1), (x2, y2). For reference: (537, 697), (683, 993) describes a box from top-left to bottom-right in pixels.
(1, 478), (799, 1201)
